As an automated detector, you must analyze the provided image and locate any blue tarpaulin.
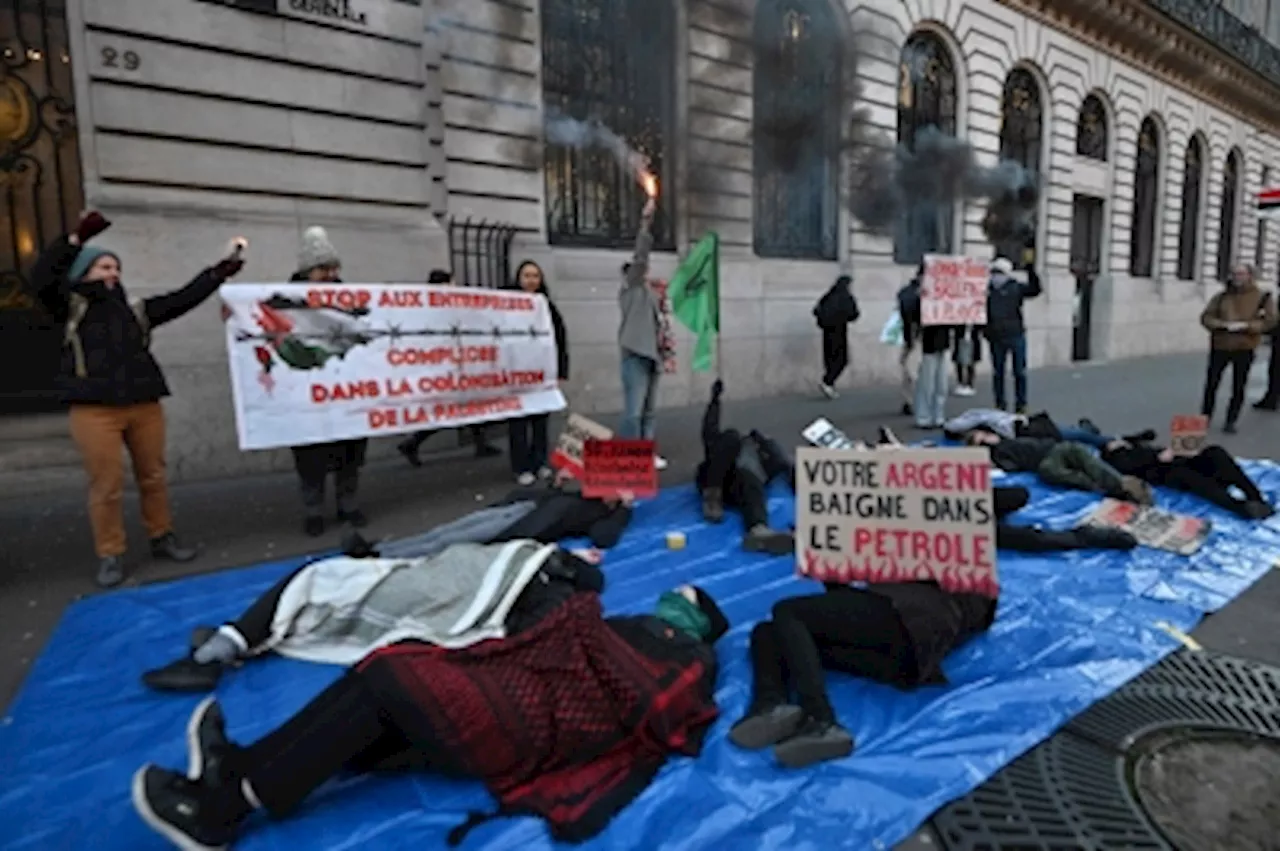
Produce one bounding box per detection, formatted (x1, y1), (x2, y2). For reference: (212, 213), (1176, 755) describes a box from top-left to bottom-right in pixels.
(3, 463), (1280, 850)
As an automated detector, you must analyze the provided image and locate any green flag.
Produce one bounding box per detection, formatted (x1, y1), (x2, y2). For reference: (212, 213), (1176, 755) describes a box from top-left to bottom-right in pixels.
(667, 231), (720, 372)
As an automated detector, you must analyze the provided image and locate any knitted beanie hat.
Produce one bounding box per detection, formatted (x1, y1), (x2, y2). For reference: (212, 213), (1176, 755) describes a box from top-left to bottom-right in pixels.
(298, 226), (340, 274)
(67, 245), (121, 283)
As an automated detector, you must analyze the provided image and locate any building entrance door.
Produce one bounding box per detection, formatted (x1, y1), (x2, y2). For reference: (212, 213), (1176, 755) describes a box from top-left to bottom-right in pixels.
(0, 0), (85, 413)
(1070, 195), (1104, 362)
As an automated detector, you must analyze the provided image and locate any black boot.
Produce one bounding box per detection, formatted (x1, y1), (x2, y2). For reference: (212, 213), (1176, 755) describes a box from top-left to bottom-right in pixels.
(1253, 397), (1277, 411)
(184, 697), (242, 786)
(728, 703), (804, 750)
(701, 486), (724, 523)
(142, 658), (224, 693)
(132, 765), (247, 851)
(150, 533), (198, 563)
(744, 525), (794, 555)
(773, 716), (856, 769)
(397, 437), (423, 467)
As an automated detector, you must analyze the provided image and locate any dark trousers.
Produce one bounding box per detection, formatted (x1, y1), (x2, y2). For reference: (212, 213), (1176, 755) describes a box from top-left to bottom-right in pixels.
(749, 591), (915, 723)
(1201, 348), (1254, 424)
(1162, 445), (1265, 517)
(700, 429), (783, 530)
(992, 484), (1106, 551)
(988, 333), (1028, 410)
(291, 442), (364, 518)
(821, 327), (849, 386)
(240, 671), (411, 817)
(1259, 340), (1279, 407)
(229, 562), (312, 650)
(508, 414), (550, 475)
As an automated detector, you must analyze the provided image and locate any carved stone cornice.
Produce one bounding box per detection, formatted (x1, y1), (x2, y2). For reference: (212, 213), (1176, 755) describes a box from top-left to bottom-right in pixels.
(999, 0), (1280, 135)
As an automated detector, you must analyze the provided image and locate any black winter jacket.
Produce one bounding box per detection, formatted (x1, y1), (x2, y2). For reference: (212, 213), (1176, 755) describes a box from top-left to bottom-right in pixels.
(899, 278), (954, 355)
(985, 267), (1042, 340)
(30, 236), (230, 406)
(491, 485), (632, 549)
(813, 280), (860, 330)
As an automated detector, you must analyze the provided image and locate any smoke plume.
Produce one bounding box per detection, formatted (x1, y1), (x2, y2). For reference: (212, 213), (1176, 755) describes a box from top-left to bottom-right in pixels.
(543, 107), (650, 177)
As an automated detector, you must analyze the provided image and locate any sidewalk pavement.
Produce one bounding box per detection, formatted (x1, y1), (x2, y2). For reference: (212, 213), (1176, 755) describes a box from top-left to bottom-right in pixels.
(3, 350), (1279, 713)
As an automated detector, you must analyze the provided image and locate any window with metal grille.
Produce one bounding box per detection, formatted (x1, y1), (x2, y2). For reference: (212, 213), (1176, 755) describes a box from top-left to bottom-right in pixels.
(1177, 136), (1204, 281)
(1129, 117), (1160, 278)
(752, 0), (841, 260)
(893, 31), (958, 265)
(1257, 166), (1270, 274)
(998, 68), (1042, 267)
(1217, 149), (1241, 282)
(541, 0), (675, 249)
(1076, 94), (1107, 160)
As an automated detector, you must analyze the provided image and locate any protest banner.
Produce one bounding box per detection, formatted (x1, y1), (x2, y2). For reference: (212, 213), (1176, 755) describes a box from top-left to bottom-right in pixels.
(795, 446), (998, 596)
(1083, 499), (1211, 555)
(221, 283), (566, 450)
(1169, 414), (1209, 457)
(583, 439), (658, 499)
(921, 255), (989, 326)
(550, 413), (613, 478)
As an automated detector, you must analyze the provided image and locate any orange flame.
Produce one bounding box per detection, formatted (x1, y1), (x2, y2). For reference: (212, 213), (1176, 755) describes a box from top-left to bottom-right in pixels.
(641, 171), (658, 198)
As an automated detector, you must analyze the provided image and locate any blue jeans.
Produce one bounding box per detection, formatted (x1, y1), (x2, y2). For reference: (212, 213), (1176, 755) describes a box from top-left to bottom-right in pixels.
(619, 351), (659, 439)
(914, 352), (949, 427)
(989, 334), (1028, 410)
(1056, 426), (1110, 450)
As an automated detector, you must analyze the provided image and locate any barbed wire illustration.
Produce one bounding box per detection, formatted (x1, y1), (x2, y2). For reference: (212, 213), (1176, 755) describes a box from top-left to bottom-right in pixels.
(232, 324), (552, 346)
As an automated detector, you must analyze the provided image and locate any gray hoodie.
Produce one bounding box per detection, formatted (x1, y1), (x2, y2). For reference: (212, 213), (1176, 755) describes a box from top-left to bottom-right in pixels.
(618, 228), (660, 361)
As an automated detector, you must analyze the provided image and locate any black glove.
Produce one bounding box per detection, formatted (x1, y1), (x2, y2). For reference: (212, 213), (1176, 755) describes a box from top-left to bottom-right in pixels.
(75, 210), (110, 243)
(711, 379), (724, 399)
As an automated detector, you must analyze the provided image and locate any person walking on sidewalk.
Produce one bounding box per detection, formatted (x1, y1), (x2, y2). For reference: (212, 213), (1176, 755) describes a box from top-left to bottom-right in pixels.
(1199, 263), (1276, 433)
(397, 268), (500, 465)
(28, 211), (247, 588)
(508, 260), (569, 485)
(985, 256), (1042, 413)
(812, 274), (860, 398)
(617, 196), (669, 470)
(287, 227), (369, 537)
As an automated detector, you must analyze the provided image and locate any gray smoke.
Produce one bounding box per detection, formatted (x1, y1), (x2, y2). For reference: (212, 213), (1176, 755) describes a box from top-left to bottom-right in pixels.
(543, 107), (650, 177)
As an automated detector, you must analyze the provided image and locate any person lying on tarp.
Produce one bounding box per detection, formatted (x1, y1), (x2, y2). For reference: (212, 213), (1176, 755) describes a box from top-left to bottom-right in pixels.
(696, 379), (797, 554)
(965, 430), (1154, 504)
(945, 407), (1158, 449)
(132, 585), (728, 850)
(1100, 438), (1275, 520)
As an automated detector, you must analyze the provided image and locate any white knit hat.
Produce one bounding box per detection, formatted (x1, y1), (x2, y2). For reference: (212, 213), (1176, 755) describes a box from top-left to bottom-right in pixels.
(991, 257), (1014, 274)
(298, 226), (340, 273)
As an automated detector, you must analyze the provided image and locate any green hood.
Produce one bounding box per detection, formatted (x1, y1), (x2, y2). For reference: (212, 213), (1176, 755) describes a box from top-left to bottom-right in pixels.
(654, 591), (711, 641)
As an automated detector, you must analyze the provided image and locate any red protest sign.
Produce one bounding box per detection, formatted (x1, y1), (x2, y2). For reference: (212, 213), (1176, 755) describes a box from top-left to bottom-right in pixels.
(582, 439), (658, 499)
(1169, 414), (1208, 457)
(921, 255), (989, 326)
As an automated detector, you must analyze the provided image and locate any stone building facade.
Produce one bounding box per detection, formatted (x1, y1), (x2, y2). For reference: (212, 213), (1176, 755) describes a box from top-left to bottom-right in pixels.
(1, 0), (1279, 482)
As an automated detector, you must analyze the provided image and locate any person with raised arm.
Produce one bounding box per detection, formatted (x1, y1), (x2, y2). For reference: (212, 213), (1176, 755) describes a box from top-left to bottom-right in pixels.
(617, 196), (669, 469)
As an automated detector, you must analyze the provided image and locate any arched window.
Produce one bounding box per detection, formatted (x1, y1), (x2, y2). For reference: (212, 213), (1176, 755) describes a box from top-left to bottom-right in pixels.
(752, 0), (842, 259)
(1217, 149), (1241, 282)
(542, 0), (675, 249)
(997, 68), (1043, 266)
(1076, 94), (1108, 160)
(893, 30), (959, 264)
(1128, 117), (1160, 278)
(1176, 136), (1203, 281)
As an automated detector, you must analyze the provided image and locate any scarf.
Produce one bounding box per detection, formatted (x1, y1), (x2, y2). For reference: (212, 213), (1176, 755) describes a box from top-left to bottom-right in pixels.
(654, 591), (711, 641)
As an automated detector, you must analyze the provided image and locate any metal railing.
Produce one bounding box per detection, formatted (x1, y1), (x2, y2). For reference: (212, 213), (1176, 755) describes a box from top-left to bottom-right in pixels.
(447, 217), (517, 290)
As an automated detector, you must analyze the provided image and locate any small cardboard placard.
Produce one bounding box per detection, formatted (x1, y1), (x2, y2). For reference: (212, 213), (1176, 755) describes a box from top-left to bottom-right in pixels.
(582, 439), (658, 499)
(795, 446), (999, 597)
(1083, 498), (1211, 555)
(550, 413), (613, 478)
(922, 255), (989, 327)
(1169, 414), (1209, 457)
(802, 417), (857, 450)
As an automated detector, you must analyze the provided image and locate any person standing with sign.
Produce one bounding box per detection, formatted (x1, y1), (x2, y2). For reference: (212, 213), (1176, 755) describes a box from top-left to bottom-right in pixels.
(28, 210), (247, 587)
(617, 197), (669, 470)
(812, 274), (860, 398)
(507, 260), (569, 484)
(1199, 264), (1276, 433)
(985, 256), (1041, 413)
(286, 227), (369, 537)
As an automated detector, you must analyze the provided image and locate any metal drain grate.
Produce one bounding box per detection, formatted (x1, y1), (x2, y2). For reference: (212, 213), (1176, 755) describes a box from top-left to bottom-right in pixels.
(930, 650), (1280, 850)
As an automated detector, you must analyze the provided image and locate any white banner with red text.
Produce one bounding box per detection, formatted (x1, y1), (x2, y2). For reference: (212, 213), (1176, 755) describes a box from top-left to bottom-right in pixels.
(221, 283), (566, 451)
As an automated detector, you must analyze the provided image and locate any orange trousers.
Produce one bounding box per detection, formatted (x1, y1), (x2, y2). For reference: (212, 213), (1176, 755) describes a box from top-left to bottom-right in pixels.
(69, 402), (173, 557)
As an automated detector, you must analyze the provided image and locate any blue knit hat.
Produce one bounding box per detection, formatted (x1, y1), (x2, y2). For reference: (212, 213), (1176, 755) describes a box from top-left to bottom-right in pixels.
(67, 245), (120, 283)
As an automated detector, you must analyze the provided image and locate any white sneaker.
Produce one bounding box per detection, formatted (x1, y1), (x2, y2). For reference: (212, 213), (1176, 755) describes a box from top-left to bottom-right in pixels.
(819, 382), (838, 399)
(955, 385), (976, 397)
(516, 472), (536, 486)
(655, 456), (668, 471)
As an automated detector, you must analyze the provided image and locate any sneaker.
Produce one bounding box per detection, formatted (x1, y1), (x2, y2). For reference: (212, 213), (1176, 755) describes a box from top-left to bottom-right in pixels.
(744, 525), (794, 555)
(516, 472), (536, 486)
(819, 382), (838, 399)
(654, 456), (669, 471)
(132, 765), (238, 851)
(337, 508), (368, 528)
(474, 442), (502, 458)
(397, 439), (423, 467)
(151, 533), (197, 563)
(141, 658), (224, 694)
(701, 486), (725, 523)
(773, 717), (856, 769)
(185, 697), (233, 783)
(537, 466), (553, 480)
(188, 626), (218, 656)
(96, 555), (125, 589)
(877, 426), (903, 447)
(729, 703), (804, 750)
(901, 403), (913, 417)
(303, 516), (325, 538)
(955, 385), (976, 397)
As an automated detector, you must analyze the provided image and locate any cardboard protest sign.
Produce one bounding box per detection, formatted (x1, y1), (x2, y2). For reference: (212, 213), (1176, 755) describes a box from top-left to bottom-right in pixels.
(550, 413), (613, 478)
(1169, 415), (1209, 457)
(795, 446), (998, 597)
(1083, 499), (1211, 555)
(802, 417), (858, 450)
(921, 255), (989, 326)
(221, 284), (565, 450)
(583, 439), (658, 499)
